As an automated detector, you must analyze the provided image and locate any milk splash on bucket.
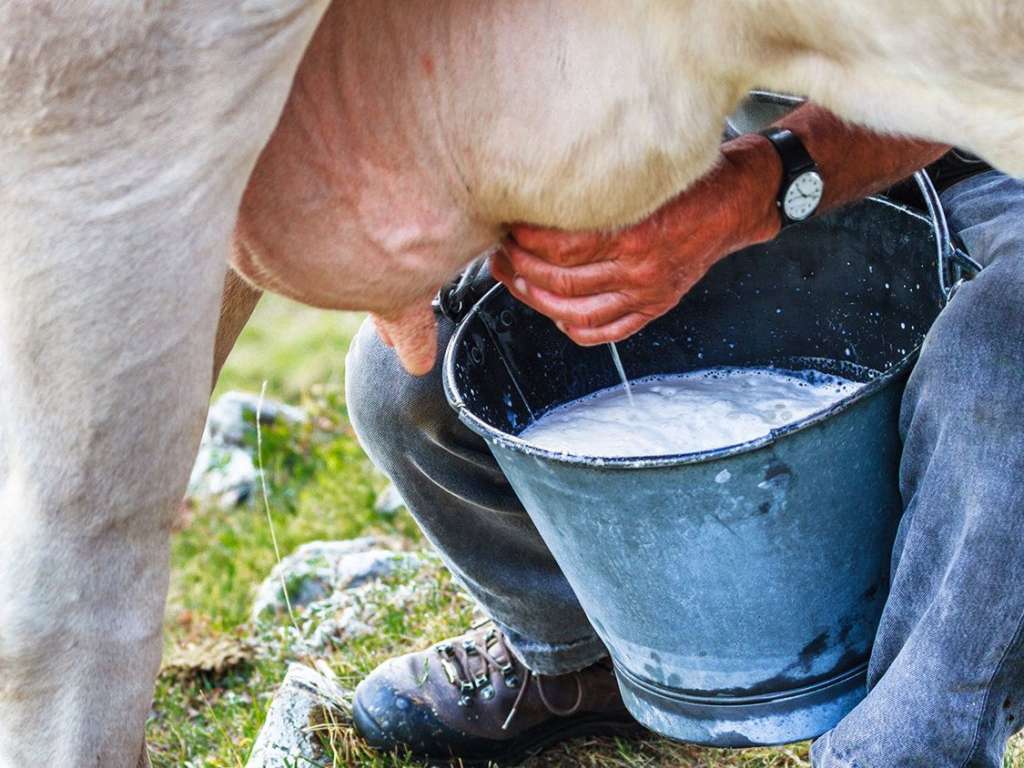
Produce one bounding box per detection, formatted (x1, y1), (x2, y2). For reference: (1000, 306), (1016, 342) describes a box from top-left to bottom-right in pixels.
(521, 366), (863, 457)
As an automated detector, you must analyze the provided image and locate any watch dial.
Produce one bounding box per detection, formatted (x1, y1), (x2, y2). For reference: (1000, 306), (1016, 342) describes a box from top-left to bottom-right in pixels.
(783, 171), (824, 221)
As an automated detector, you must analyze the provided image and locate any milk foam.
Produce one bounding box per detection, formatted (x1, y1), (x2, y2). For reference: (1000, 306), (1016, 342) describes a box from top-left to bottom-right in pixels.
(520, 367), (863, 458)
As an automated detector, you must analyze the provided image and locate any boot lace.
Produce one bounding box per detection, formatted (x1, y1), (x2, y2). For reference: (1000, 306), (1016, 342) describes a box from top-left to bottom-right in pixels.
(432, 621), (584, 731)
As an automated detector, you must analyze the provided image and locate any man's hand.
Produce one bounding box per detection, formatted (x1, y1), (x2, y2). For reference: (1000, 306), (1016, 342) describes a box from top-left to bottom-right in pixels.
(491, 134), (782, 346)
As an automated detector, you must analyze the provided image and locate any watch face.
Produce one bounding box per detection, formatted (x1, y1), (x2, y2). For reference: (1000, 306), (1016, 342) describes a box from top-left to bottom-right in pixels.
(783, 170), (824, 221)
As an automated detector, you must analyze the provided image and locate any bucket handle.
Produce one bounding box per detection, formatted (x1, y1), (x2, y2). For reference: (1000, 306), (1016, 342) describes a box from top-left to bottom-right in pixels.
(912, 170), (982, 301)
(730, 90), (980, 302)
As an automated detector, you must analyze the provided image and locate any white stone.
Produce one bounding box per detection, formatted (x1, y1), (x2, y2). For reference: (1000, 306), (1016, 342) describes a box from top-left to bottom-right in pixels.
(245, 664), (348, 768)
(187, 390), (307, 509)
(207, 391), (307, 448)
(187, 443), (257, 509)
(251, 538), (420, 623)
(374, 482), (406, 515)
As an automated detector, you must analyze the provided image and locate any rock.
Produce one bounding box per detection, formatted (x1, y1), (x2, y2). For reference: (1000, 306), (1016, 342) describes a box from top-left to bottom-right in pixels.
(373, 482), (406, 515)
(257, 578), (432, 657)
(187, 442), (256, 509)
(187, 390), (307, 510)
(245, 663), (349, 768)
(251, 538), (420, 623)
(250, 540), (443, 658)
(207, 391), (307, 447)
(303, 581), (424, 652)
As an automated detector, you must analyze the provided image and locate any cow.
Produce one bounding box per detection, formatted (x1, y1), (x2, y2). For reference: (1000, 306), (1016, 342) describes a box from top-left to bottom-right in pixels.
(0, 1), (1021, 766)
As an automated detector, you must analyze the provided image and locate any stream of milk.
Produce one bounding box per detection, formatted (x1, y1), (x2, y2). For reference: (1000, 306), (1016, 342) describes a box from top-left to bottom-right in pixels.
(520, 366), (864, 457)
(607, 342), (634, 406)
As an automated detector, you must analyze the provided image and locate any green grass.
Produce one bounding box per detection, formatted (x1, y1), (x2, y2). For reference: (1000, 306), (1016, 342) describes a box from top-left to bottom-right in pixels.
(212, 298), (366, 401)
(153, 294), (1024, 767)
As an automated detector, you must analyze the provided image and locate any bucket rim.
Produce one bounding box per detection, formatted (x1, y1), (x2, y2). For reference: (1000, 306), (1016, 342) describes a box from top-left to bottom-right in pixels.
(443, 197), (934, 469)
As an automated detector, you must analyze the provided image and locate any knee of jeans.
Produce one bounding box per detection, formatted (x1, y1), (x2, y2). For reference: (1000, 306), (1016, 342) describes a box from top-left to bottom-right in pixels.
(903, 259), (1024, 430)
(345, 318), (443, 462)
(346, 320), (409, 451)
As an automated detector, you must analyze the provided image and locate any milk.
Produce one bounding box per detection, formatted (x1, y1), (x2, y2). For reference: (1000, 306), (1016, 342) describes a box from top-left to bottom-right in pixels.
(520, 367), (863, 457)
(607, 342), (634, 406)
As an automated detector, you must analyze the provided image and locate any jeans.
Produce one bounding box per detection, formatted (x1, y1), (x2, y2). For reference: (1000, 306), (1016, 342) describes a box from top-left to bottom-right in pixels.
(346, 170), (1024, 766)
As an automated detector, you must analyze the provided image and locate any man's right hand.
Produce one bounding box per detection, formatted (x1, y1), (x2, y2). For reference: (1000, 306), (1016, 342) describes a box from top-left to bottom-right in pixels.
(491, 133), (783, 346)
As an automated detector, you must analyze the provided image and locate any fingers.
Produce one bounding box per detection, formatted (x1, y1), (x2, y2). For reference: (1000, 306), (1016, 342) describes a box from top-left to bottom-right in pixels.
(561, 312), (653, 346)
(371, 302), (438, 376)
(493, 243), (621, 298)
(499, 224), (678, 346)
(497, 269), (634, 329)
(493, 249), (665, 344)
(508, 224), (609, 267)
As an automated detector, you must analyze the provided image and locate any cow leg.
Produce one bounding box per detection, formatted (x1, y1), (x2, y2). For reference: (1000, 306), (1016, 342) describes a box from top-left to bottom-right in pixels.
(0, 183), (229, 768)
(0, 3), (326, 766)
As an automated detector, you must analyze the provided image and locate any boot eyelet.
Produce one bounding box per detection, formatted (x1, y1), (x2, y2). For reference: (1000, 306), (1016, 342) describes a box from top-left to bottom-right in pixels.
(439, 658), (461, 686)
(457, 680), (476, 707)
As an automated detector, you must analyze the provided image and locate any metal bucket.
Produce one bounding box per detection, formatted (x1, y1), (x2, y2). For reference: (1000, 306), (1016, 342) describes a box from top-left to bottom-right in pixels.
(443, 180), (969, 746)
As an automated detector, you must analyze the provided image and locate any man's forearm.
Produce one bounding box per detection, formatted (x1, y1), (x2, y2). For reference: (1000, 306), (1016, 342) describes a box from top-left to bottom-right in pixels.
(723, 103), (950, 246)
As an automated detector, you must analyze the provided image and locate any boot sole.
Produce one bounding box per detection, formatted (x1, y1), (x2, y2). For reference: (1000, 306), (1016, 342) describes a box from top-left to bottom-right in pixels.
(353, 695), (644, 767)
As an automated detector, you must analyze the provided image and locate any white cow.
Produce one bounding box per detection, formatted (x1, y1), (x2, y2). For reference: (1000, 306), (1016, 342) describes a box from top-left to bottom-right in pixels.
(0, 2), (1021, 766)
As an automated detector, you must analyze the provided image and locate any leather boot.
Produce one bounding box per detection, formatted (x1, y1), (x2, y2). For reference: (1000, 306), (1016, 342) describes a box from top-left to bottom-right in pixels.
(353, 623), (641, 765)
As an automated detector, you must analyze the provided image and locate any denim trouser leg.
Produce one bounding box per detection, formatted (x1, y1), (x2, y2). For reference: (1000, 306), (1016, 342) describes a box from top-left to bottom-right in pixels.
(815, 170), (1024, 766)
(345, 315), (606, 675)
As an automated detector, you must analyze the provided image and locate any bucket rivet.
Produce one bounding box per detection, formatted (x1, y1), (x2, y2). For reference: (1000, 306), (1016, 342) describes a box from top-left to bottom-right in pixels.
(470, 346), (483, 364)
(499, 309), (514, 327)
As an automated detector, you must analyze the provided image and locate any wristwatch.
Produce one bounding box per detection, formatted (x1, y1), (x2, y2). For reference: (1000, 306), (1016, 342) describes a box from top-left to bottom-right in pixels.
(759, 127), (824, 227)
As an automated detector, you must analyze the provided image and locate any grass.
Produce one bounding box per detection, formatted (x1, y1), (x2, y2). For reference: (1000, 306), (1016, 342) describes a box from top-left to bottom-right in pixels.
(212, 299), (365, 402)
(153, 294), (1024, 767)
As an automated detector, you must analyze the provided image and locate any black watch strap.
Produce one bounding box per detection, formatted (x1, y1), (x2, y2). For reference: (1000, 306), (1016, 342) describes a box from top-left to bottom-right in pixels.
(759, 127), (821, 227)
(759, 127), (815, 175)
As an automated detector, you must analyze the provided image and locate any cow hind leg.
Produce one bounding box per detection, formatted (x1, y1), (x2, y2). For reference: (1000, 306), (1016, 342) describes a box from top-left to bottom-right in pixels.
(0, 183), (228, 768)
(0, 2), (326, 766)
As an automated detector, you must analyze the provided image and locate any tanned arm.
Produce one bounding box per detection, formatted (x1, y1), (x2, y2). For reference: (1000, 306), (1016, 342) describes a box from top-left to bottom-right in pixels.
(492, 103), (949, 345)
(773, 104), (948, 215)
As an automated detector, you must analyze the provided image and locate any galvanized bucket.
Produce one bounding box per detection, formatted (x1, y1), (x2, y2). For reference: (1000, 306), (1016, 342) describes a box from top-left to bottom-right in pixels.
(443, 178), (972, 746)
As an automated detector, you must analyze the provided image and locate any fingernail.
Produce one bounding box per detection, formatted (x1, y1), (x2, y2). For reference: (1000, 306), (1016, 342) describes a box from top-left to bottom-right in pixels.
(555, 320), (566, 333)
(514, 277), (528, 295)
